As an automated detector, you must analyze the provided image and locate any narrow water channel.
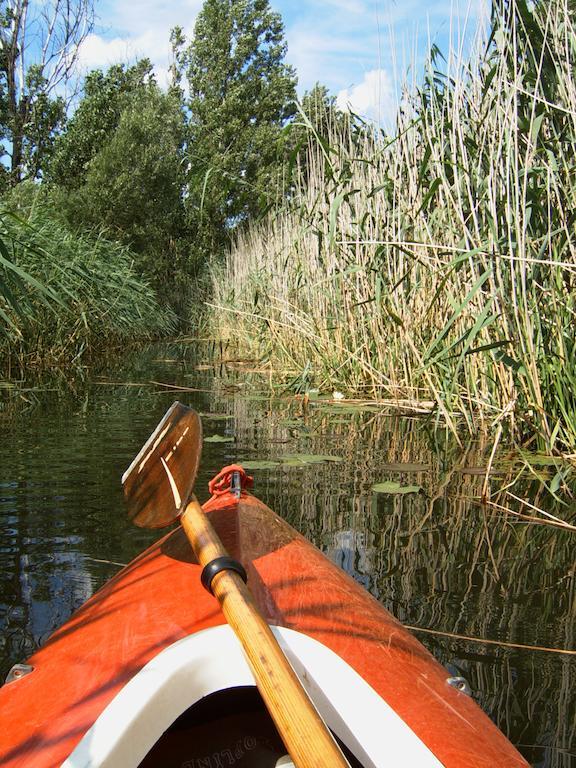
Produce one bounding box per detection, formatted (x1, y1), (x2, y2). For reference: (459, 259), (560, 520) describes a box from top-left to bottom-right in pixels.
(1, 342), (574, 767)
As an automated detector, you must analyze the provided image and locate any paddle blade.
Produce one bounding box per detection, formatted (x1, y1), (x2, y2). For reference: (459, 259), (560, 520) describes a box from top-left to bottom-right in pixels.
(122, 402), (202, 528)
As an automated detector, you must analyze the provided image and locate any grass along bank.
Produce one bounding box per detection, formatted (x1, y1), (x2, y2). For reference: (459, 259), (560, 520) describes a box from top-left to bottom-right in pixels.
(0, 203), (175, 378)
(209, 0), (576, 456)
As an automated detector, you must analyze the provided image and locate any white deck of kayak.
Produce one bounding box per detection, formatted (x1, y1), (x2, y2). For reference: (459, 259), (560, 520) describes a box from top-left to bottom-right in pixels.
(61, 625), (445, 767)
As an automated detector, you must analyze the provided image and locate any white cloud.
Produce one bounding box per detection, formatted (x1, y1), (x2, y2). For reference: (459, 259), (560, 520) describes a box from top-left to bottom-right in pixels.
(282, 0), (486, 98)
(76, 0), (202, 82)
(287, 27), (377, 93)
(76, 27), (182, 87)
(76, 33), (133, 70)
(336, 68), (396, 127)
(103, 0), (200, 37)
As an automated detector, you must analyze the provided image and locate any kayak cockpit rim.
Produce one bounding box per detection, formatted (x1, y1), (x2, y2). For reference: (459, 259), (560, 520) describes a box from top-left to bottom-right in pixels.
(61, 625), (445, 768)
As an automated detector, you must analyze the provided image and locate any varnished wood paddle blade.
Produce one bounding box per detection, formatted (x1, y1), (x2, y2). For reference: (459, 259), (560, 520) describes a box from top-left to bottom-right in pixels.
(122, 402), (202, 528)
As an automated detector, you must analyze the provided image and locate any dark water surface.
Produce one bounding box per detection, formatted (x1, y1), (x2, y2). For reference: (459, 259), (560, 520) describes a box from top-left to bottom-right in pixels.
(1, 343), (574, 767)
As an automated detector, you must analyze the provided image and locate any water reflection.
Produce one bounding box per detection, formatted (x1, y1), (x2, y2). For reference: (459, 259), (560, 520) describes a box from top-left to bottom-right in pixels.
(0, 342), (574, 767)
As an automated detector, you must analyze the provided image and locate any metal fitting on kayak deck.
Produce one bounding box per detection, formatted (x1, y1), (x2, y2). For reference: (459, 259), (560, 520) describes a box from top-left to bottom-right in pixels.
(446, 676), (472, 696)
(5, 664), (34, 684)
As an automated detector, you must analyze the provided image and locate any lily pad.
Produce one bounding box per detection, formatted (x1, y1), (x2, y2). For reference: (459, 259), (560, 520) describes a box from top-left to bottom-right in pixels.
(238, 460), (281, 470)
(519, 454), (563, 467)
(372, 481), (422, 494)
(204, 435), (235, 443)
(459, 466), (502, 476)
(379, 463), (431, 473)
(317, 404), (381, 414)
(279, 453), (343, 466)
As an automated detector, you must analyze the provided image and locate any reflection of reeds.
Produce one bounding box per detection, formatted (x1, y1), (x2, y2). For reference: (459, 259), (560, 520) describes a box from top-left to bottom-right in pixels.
(211, 387), (575, 767)
(210, 1), (576, 455)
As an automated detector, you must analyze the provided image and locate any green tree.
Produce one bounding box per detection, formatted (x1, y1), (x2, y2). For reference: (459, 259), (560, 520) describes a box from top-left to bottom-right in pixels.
(78, 87), (187, 290)
(0, 0), (94, 184)
(47, 60), (155, 188)
(47, 61), (189, 299)
(177, 0), (297, 246)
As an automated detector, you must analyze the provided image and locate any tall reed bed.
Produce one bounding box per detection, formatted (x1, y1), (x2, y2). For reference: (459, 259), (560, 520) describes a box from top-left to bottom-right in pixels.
(0, 204), (175, 374)
(210, 0), (576, 454)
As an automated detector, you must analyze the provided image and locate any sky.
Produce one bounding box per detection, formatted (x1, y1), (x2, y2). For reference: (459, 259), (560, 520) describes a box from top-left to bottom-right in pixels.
(77, 0), (486, 126)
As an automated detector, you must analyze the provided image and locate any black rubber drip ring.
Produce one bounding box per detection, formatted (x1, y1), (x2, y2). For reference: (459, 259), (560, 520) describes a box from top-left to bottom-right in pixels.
(201, 556), (248, 594)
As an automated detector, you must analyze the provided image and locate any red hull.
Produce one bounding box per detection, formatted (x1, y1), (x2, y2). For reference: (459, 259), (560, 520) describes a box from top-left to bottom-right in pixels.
(0, 487), (528, 767)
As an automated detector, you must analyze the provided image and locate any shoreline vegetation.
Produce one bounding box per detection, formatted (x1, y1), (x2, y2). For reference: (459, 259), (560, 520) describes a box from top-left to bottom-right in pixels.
(1, 0), (575, 462)
(209, 0), (576, 457)
(0, 206), (175, 376)
(1, 0), (298, 383)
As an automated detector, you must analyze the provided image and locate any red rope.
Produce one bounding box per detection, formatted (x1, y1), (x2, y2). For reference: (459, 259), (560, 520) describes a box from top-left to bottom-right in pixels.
(208, 464), (254, 496)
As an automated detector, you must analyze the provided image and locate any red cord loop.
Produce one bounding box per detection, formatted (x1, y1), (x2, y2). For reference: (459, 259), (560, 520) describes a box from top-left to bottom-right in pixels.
(208, 465), (254, 497)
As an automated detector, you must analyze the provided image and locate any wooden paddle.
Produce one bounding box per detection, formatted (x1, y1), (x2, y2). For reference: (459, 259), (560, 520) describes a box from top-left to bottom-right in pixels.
(123, 402), (350, 768)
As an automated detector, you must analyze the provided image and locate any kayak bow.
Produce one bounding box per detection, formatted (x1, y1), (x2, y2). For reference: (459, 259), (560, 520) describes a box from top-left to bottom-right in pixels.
(122, 402), (350, 768)
(0, 403), (529, 768)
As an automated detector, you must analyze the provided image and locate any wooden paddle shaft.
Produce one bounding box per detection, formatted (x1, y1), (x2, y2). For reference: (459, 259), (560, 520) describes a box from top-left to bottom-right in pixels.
(181, 497), (351, 768)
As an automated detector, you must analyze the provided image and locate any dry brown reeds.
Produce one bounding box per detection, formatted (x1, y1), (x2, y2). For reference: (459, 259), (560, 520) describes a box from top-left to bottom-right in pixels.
(209, 0), (576, 455)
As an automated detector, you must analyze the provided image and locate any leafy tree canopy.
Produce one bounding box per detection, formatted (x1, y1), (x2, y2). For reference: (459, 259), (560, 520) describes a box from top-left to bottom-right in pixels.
(175, 0), (297, 239)
(47, 60), (156, 189)
(46, 60), (189, 298)
(299, 84), (345, 136)
(80, 87), (187, 283)
(288, 83), (347, 179)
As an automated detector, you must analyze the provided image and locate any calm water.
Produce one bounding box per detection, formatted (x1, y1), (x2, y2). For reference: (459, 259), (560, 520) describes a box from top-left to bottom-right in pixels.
(1, 343), (574, 767)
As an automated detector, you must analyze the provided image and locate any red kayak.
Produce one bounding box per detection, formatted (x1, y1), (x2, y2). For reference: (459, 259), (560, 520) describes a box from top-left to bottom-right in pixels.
(0, 405), (529, 768)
